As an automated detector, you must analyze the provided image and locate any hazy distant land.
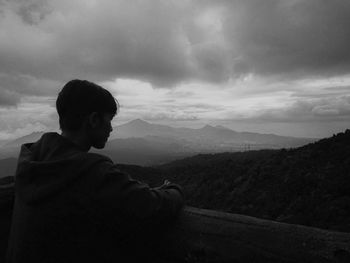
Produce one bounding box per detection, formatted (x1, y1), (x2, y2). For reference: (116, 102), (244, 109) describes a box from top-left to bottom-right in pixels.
(0, 119), (316, 176)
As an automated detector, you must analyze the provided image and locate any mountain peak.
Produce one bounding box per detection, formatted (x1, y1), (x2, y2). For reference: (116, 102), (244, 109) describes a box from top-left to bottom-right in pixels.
(202, 124), (215, 129)
(128, 119), (149, 125)
(122, 119), (153, 128)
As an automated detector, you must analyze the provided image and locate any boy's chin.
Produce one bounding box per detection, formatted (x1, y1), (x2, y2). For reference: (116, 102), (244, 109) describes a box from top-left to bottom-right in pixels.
(92, 142), (106, 149)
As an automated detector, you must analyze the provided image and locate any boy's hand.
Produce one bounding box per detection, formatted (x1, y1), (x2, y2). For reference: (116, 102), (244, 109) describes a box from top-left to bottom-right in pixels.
(163, 180), (171, 185)
(158, 180), (172, 189)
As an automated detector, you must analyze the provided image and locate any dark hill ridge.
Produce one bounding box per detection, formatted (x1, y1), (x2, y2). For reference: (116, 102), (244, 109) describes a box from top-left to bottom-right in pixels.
(119, 129), (350, 232)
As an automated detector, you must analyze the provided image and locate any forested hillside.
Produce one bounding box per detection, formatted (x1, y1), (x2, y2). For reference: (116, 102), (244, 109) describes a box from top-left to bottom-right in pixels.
(120, 129), (350, 232)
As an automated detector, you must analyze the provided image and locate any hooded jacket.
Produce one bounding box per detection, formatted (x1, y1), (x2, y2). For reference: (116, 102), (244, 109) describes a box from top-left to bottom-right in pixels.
(7, 132), (184, 263)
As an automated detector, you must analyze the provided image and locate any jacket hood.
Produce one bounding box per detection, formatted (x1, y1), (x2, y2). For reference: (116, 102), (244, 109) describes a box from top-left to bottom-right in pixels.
(15, 132), (105, 204)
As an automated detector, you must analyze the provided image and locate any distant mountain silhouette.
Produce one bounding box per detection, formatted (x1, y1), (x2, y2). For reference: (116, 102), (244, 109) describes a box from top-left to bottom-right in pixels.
(3, 132), (44, 148)
(111, 119), (189, 139)
(112, 119), (316, 150)
(119, 129), (350, 232)
(0, 120), (316, 165)
(0, 132), (45, 159)
(114, 119), (313, 141)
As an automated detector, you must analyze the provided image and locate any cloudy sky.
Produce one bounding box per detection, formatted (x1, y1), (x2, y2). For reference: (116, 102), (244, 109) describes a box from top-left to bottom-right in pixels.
(0, 0), (349, 139)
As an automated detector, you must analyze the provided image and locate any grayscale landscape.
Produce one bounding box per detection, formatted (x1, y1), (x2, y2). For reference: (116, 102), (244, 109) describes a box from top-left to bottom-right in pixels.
(1, 0), (350, 262)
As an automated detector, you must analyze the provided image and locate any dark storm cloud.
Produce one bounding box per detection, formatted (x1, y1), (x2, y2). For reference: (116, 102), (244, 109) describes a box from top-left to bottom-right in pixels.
(0, 73), (59, 96)
(10, 0), (52, 25)
(222, 0), (350, 78)
(0, 73), (60, 106)
(0, 0), (194, 87)
(1, 0), (350, 105)
(191, 42), (232, 83)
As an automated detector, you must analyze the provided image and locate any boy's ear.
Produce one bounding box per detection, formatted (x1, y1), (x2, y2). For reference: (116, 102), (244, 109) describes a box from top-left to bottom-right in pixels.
(87, 112), (100, 128)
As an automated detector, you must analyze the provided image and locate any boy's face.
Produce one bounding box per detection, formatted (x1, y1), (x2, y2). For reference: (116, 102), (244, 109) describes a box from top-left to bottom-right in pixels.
(88, 112), (114, 149)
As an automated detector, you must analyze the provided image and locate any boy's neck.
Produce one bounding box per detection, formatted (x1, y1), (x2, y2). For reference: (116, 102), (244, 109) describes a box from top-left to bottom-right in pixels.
(61, 130), (91, 152)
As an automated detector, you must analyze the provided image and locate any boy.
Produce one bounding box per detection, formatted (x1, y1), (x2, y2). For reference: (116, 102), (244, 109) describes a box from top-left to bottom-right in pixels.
(7, 80), (184, 263)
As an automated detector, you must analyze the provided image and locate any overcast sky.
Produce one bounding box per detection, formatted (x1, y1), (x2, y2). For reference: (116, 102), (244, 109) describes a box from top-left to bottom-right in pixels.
(0, 0), (349, 139)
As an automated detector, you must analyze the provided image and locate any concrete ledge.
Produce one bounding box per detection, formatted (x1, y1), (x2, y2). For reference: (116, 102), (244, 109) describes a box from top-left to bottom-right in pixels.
(161, 206), (350, 262)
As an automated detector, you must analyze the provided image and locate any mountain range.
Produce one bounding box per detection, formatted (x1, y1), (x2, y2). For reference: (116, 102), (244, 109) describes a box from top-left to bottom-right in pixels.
(0, 119), (316, 172)
(100, 119), (316, 165)
(111, 119), (314, 148)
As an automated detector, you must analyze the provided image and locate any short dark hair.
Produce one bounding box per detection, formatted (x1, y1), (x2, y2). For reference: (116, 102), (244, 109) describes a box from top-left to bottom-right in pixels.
(56, 79), (119, 131)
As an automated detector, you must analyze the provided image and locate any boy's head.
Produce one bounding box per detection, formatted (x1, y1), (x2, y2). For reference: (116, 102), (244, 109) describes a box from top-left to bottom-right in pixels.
(56, 79), (118, 131)
(56, 80), (118, 149)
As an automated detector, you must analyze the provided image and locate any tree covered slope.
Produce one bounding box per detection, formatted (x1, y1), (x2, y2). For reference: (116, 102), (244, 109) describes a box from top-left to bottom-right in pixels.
(120, 129), (350, 232)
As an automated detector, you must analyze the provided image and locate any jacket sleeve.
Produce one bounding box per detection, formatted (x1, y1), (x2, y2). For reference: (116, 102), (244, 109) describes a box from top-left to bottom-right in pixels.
(91, 158), (184, 222)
